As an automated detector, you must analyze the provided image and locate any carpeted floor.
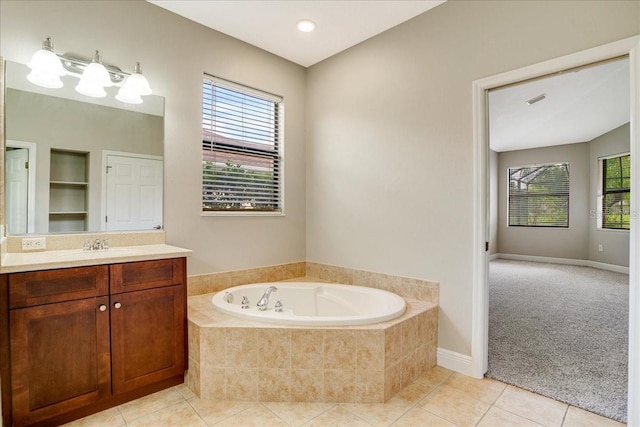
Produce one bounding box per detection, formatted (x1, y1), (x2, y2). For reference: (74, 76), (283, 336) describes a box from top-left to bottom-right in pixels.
(486, 259), (629, 423)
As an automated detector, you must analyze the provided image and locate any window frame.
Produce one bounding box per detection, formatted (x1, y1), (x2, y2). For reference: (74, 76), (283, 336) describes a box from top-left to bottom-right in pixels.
(201, 75), (284, 216)
(507, 162), (570, 228)
(598, 152), (630, 231)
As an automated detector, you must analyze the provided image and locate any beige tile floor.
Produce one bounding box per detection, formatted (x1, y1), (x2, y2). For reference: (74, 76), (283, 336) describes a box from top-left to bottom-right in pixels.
(64, 367), (625, 427)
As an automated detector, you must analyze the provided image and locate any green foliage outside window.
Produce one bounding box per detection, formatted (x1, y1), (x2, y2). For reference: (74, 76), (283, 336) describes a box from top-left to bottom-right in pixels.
(509, 164), (570, 227)
(603, 154), (630, 230)
(202, 160), (277, 211)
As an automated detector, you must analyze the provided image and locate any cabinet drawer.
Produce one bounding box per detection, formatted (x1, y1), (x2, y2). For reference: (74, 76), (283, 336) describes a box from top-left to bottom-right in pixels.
(110, 258), (185, 294)
(9, 266), (109, 309)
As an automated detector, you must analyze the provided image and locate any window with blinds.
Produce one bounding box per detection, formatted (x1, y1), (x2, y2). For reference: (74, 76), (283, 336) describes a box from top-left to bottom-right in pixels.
(601, 154), (630, 230)
(202, 76), (282, 213)
(508, 163), (570, 228)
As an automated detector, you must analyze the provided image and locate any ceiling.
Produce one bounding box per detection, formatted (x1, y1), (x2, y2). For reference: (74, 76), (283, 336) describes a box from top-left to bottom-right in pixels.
(148, 1), (629, 152)
(147, 0), (446, 67)
(489, 57), (630, 152)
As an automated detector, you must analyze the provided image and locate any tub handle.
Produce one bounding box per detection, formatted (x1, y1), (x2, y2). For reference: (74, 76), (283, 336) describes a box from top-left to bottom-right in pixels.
(275, 299), (283, 312)
(241, 296), (250, 309)
(223, 292), (233, 304)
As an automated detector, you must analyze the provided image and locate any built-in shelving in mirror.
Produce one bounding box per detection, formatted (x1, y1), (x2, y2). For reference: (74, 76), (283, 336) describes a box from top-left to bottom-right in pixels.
(2, 59), (165, 235)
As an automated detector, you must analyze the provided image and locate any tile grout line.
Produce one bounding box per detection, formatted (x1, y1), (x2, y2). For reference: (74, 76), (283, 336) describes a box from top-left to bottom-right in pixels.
(472, 383), (509, 426)
(559, 405), (570, 427)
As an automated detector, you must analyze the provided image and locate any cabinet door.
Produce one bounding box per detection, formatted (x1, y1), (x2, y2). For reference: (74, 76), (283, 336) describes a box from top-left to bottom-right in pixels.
(10, 296), (111, 426)
(111, 285), (186, 394)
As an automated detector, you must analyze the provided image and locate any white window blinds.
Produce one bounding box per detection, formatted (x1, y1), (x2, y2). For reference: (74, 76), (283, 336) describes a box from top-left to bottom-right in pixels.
(202, 76), (282, 212)
(508, 163), (569, 228)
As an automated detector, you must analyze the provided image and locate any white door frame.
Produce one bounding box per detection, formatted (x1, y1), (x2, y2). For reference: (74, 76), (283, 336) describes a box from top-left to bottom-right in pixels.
(472, 35), (640, 425)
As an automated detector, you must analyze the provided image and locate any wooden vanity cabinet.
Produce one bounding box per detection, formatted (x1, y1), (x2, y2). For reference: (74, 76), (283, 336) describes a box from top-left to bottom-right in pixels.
(0, 258), (187, 427)
(110, 259), (186, 394)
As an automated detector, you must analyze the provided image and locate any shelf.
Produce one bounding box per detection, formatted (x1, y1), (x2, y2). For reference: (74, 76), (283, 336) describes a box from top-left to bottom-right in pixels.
(50, 181), (89, 186)
(49, 149), (89, 232)
(49, 211), (88, 215)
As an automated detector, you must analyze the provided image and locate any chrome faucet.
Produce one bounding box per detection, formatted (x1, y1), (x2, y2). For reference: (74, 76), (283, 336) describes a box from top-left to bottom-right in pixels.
(256, 286), (278, 311)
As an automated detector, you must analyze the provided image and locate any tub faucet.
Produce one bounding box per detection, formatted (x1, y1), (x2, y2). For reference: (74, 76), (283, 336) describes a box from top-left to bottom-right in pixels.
(256, 286), (277, 311)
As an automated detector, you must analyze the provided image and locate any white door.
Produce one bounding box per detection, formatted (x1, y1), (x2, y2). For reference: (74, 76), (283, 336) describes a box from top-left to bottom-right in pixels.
(105, 155), (163, 231)
(5, 148), (30, 234)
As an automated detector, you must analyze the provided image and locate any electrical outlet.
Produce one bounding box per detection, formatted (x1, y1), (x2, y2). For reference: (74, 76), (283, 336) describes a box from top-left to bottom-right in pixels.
(22, 237), (46, 251)
(598, 244), (604, 252)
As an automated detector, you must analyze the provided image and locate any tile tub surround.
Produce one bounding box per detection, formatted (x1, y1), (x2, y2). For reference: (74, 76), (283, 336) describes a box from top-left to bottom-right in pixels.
(187, 261), (439, 305)
(187, 294), (438, 404)
(187, 262), (306, 296)
(305, 262), (439, 304)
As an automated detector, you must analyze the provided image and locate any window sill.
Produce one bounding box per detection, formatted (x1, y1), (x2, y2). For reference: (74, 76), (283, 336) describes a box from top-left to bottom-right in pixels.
(596, 227), (630, 233)
(201, 211), (285, 218)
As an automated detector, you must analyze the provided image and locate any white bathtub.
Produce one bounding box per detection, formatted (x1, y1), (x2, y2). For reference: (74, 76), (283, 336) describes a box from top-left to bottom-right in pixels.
(211, 282), (406, 326)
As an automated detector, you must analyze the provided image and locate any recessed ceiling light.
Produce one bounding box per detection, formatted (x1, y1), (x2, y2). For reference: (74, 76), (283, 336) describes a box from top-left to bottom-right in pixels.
(297, 19), (316, 33)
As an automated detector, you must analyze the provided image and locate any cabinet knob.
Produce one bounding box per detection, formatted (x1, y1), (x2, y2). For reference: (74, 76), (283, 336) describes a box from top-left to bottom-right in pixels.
(114, 302), (122, 309)
(99, 304), (107, 312)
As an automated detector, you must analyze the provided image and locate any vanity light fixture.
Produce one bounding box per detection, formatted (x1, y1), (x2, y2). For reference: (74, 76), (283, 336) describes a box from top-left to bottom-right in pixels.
(526, 93), (546, 105)
(26, 37), (66, 89)
(26, 37), (153, 104)
(297, 19), (316, 32)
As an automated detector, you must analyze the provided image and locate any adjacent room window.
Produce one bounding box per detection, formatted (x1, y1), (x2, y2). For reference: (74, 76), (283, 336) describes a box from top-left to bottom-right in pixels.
(202, 75), (283, 213)
(600, 153), (630, 230)
(508, 163), (570, 227)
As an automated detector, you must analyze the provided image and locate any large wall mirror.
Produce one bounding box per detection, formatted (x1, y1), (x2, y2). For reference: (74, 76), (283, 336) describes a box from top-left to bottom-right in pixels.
(3, 59), (164, 235)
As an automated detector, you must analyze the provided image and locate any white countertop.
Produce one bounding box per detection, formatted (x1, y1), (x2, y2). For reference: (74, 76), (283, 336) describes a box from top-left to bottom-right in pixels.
(0, 244), (192, 274)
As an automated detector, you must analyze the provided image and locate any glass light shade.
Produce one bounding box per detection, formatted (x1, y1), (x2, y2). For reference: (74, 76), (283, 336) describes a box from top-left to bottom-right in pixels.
(27, 68), (63, 89)
(79, 61), (112, 88)
(115, 85), (143, 104)
(26, 46), (65, 89)
(125, 73), (152, 96)
(75, 79), (107, 98)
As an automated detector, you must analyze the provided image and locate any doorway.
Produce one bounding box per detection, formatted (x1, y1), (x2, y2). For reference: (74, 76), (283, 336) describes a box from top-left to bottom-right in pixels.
(5, 140), (36, 234)
(471, 36), (640, 425)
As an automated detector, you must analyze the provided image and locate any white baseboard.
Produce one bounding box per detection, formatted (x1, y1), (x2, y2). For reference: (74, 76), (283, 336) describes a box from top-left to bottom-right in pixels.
(437, 347), (473, 377)
(495, 253), (629, 274)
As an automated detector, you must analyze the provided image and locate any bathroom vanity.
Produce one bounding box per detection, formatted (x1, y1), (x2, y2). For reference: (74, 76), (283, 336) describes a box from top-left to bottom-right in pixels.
(0, 246), (190, 427)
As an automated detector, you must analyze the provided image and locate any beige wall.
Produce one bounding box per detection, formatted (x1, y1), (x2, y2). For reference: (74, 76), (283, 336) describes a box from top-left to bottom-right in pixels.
(497, 143), (590, 260)
(0, 1), (307, 274)
(306, 0), (639, 355)
(589, 123), (631, 266)
(495, 123), (630, 267)
(1, 0), (638, 357)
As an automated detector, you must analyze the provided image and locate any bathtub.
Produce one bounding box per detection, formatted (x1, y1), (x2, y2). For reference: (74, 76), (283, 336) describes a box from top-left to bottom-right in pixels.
(211, 282), (406, 326)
